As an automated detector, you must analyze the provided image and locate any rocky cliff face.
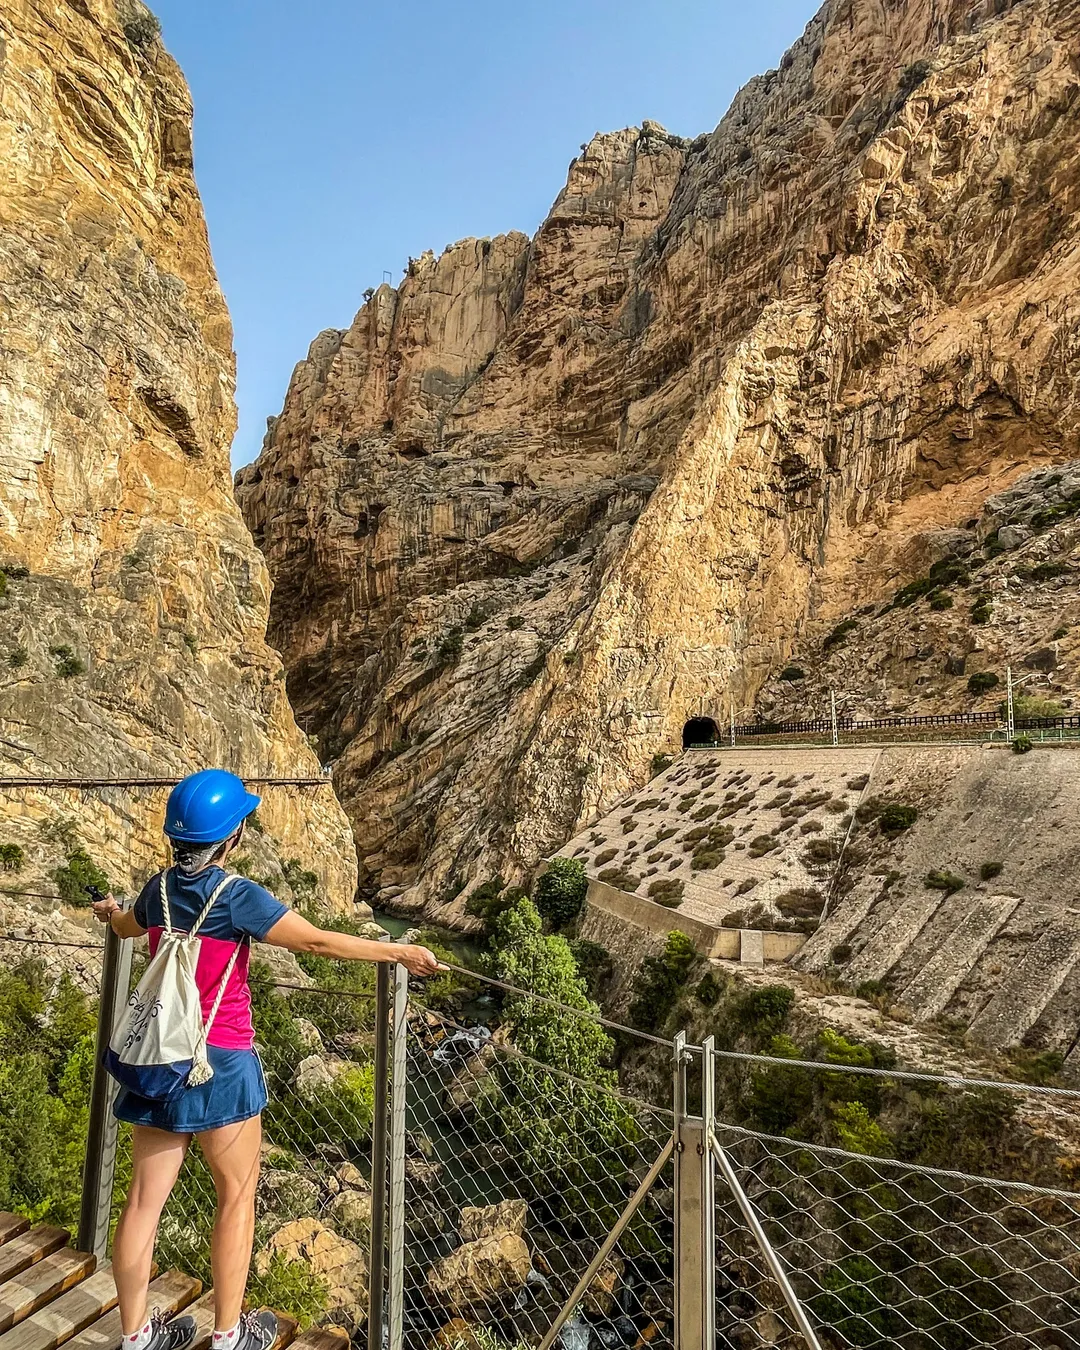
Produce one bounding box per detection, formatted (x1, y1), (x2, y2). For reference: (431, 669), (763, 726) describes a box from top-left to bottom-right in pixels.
(0, 0), (356, 907)
(238, 0), (1080, 919)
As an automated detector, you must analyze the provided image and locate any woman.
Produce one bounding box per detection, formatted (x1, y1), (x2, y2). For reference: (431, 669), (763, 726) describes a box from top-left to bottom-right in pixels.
(93, 770), (439, 1350)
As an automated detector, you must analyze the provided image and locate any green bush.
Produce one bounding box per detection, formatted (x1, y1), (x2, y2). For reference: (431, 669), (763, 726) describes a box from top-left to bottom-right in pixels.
(980, 861), (1003, 881)
(598, 867), (639, 891)
(1012, 694), (1066, 719)
(593, 848), (617, 866)
(1029, 561), (1069, 581)
(506, 615), (525, 630)
(489, 898), (613, 1079)
(804, 838), (840, 865)
(49, 645), (86, 678)
(8, 647), (27, 670)
(534, 857), (588, 929)
(823, 619), (858, 650)
(52, 848), (109, 905)
(967, 671), (999, 695)
(928, 590), (953, 611)
(628, 931), (697, 1032)
(899, 58), (931, 93)
(650, 753), (674, 778)
(266, 1063), (375, 1164)
(281, 858), (318, 902)
(0, 964), (96, 1226)
(695, 972), (722, 1006)
(736, 984), (795, 1039)
(924, 869), (964, 895)
(689, 850), (723, 871)
(464, 876), (524, 938)
(434, 626), (465, 665)
(647, 878), (684, 908)
(970, 597), (992, 625)
(0, 844), (24, 872)
(245, 1254), (328, 1330)
(123, 13), (161, 48)
(831, 943), (853, 964)
(854, 798), (919, 835)
(748, 834), (777, 858)
(1012, 733), (1032, 755)
(568, 939), (613, 998)
(464, 604), (489, 631)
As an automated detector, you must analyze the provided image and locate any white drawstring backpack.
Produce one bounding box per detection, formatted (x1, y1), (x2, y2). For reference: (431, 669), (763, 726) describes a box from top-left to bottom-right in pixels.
(104, 868), (245, 1101)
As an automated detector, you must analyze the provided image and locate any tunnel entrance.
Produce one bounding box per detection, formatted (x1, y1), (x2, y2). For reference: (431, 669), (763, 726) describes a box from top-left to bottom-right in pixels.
(683, 717), (721, 748)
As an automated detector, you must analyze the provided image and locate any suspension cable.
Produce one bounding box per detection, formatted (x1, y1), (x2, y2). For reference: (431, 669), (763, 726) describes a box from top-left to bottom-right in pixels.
(440, 960), (680, 1050)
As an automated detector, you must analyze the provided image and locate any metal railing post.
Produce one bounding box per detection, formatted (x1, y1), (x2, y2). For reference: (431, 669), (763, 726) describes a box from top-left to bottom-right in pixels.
(700, 1037), (717, 1350)
(367, 961), (391, 1350)
(673, 1032), (706, 1350)
(78, 925), (133, 1258)
(830, 690), (838, 748)
(387, 962), (408, 1350)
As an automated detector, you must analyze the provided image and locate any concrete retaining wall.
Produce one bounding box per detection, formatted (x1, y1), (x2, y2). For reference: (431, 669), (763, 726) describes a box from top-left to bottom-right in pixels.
(585, 879), (806, 962)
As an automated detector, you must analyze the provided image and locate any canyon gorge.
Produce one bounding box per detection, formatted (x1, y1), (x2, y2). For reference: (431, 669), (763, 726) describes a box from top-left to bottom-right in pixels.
(237, 0), (1080, 920)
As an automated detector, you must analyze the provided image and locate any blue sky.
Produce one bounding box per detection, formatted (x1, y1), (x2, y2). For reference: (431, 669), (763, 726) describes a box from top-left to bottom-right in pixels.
(152, 0), (820, 467)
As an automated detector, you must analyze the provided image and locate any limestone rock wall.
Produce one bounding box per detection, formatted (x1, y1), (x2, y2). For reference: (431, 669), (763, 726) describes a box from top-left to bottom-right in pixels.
(239, 0), (1080, 918)
(0, 0), (356, 906)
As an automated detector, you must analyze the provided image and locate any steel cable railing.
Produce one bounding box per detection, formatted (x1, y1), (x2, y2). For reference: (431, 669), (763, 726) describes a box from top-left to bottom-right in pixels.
(24, 942), (1075, 1350)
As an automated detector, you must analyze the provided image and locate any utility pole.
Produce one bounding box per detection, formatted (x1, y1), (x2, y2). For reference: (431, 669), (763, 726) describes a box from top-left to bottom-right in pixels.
(1006, 666), (1014, 742)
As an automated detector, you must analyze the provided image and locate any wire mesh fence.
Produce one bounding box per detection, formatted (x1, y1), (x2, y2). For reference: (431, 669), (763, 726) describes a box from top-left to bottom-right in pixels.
(59, 944), (1080, 1350)
(710, 1120), (1080, 1350)
(400, 1003), (675, 1350)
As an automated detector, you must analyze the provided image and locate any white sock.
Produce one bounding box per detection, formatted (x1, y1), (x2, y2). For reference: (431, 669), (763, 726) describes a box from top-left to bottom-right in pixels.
(212, 1325), (241, 1350)
(124, 1322), (153, 1350)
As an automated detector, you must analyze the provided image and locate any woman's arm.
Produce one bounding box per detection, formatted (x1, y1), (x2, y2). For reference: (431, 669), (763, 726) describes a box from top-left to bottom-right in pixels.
(92, 894), (147, 939)
(262, 910), (441, 977)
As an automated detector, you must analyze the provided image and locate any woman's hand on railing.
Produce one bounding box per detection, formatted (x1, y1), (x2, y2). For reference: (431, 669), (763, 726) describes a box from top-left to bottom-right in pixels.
(92, 892), (120, 923)
(397, 944), (442, 977)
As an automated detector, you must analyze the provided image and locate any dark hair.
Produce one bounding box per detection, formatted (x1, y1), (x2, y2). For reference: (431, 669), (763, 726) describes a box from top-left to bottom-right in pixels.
(172, 824), (243, 875)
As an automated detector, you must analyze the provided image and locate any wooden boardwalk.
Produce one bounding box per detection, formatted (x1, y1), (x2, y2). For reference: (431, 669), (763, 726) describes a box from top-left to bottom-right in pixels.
(0, 1216), (346, 1350)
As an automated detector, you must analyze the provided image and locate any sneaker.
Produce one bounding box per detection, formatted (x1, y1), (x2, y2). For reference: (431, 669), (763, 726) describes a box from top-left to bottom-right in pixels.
(230, 1310), (279, 1350)
(119, 1311), (197, 1350)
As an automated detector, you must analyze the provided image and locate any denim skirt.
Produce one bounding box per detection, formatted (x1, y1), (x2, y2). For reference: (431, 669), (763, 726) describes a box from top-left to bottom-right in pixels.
(113, 1046), (267, 1133)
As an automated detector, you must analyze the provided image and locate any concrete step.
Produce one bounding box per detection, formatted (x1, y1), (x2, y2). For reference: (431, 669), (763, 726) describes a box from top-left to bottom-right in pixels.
(968, 917), (1080, 1047)
(896, 895), (1020, 1020)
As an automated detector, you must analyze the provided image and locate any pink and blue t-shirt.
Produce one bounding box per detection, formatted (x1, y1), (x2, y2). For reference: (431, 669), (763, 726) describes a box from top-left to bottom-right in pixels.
(132, 866), (288, 1051)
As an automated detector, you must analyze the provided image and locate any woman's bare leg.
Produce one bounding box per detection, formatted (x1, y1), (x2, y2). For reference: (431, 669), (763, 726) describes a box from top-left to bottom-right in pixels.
(113, 1126), (192, 1334)
(198, 1115), (263, 1332)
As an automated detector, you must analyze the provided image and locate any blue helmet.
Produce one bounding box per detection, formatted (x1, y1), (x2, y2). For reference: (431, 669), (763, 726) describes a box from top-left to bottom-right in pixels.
(164, 769), (261, 844)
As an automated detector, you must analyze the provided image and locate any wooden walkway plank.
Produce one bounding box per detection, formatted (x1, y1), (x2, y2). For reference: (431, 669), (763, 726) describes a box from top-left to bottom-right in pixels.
(61, 1273), (199, 1350)
(0, 1233), (71, 1289)
(286, 1330), (348, 1350)
(0, 1251), (96, 1336)
(0, 1223), (29, 1253)
(0, 1267), (117, 1350)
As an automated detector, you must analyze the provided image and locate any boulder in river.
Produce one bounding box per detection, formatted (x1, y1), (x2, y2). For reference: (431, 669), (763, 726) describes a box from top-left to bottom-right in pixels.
(257, 1217), (368, 1331)
(460, 1199), (528, 1243)
(428, 1232), (531, 1313)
